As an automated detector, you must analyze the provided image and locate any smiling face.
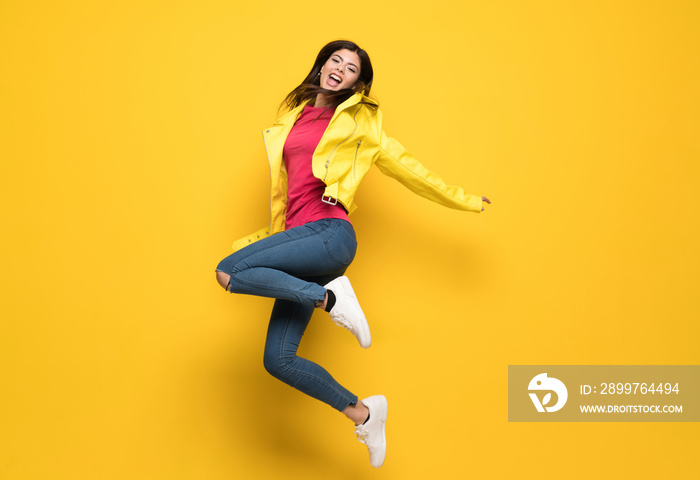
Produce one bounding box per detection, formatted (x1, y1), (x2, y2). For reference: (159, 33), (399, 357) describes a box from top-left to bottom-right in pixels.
(319, 49), (361, 91)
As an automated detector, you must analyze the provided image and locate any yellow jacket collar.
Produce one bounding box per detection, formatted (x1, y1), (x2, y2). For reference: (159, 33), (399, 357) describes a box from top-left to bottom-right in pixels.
(273, 93), (377, 126)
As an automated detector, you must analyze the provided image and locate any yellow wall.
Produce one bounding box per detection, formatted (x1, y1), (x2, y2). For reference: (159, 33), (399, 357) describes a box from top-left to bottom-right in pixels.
(2, 1), (698, 478)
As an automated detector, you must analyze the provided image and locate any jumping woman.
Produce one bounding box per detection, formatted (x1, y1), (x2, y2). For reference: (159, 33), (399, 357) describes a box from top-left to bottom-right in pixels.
(215, 40), (490, 468)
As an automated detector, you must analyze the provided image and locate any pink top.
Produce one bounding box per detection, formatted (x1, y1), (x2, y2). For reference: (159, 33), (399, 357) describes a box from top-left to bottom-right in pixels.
(283, 105), (350, 230)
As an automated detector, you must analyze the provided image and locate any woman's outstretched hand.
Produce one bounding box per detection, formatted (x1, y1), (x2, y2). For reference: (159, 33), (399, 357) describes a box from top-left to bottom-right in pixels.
(481, 196), (491, 211)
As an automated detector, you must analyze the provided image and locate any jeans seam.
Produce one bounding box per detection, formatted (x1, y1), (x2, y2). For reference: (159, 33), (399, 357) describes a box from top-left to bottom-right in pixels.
(274, 302), (355, 411)
(228, 267), (323, 302)
(230, 228), (317, 271)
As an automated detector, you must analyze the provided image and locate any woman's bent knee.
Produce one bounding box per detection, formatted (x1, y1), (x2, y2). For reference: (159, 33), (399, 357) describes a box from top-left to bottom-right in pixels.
(215, 271), (231, 291)
(263, 354), (285, 380)
(263, 349), (297, 382)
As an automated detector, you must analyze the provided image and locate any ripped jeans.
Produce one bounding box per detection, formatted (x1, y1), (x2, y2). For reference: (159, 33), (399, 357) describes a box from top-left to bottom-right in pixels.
(216, 218), (359, 411)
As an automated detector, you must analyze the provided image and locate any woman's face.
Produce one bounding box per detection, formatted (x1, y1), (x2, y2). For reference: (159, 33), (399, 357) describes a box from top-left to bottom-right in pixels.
(319, 49), (361, 91)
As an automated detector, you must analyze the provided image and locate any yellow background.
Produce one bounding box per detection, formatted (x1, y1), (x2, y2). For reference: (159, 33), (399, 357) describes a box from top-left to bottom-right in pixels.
(2, 1), (699, 478)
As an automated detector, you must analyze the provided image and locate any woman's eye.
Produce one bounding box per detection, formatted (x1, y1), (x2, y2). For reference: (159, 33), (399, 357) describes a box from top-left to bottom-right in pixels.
(332, 58), (339, 63)
(348, 68), (356, 74)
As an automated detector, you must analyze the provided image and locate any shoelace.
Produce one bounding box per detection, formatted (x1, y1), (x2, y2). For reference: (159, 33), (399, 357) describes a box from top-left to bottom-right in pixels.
(354, 424), (369, 444)
(331, 312), (355, 332)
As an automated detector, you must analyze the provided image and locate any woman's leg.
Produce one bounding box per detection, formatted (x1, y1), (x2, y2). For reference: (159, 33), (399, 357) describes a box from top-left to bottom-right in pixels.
(228, 222), (386, 467)
(216, 219), (356, 306)
(263, 297), (358, 412)
(263, 296), (387, 468)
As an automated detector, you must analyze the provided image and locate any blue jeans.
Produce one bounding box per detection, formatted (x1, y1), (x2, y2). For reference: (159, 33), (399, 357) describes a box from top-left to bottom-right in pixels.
(216, 219), (359, 411)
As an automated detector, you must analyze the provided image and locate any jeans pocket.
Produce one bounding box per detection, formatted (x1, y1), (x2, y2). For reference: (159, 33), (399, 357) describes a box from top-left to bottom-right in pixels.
(323, 222), (357, 266)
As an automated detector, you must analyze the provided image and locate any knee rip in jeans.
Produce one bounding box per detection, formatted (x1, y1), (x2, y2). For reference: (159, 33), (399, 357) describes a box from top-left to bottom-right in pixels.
(215, 271), (231, 291)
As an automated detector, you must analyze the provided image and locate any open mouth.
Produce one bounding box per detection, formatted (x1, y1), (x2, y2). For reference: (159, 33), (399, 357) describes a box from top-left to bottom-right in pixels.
(327, 73), (342, 87)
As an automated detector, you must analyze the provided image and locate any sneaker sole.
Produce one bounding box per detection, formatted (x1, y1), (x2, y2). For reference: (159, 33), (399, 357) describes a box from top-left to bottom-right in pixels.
(367, 395), (388, 468)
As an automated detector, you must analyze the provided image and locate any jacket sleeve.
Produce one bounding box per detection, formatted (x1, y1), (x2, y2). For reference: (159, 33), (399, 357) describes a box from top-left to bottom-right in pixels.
(374, 129), (484, 213)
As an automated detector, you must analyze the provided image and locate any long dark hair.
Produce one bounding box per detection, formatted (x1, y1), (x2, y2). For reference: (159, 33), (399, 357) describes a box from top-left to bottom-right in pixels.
(282, 40), (375, 111)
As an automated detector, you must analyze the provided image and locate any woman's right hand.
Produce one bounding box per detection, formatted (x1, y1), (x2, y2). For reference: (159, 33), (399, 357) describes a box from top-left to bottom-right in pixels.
(481, 196), (491, 211)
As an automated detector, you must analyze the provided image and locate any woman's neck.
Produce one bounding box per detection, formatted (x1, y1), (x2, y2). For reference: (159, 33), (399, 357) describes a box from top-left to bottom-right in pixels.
(314, 94), (330, 108)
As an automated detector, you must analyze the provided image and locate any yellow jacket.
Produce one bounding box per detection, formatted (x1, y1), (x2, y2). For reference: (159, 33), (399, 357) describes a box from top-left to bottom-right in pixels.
(232, 92), (484, 250)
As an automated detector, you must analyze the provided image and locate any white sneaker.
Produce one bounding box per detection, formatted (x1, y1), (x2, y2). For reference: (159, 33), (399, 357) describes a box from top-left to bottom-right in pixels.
(354, 395), (388, 468)
(324, 276), (371, 348)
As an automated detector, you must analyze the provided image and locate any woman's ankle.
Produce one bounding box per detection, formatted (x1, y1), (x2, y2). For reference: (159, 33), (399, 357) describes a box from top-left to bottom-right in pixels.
(315, 292), (329, 310)
(342, 401), (369, 425)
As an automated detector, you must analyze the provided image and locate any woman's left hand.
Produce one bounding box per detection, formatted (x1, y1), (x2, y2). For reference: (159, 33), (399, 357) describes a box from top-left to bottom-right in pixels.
(481, 196), (491, 211)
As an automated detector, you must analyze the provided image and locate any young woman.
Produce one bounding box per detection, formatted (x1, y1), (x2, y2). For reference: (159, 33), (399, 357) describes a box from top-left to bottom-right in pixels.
(215, 40), (490, 468)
